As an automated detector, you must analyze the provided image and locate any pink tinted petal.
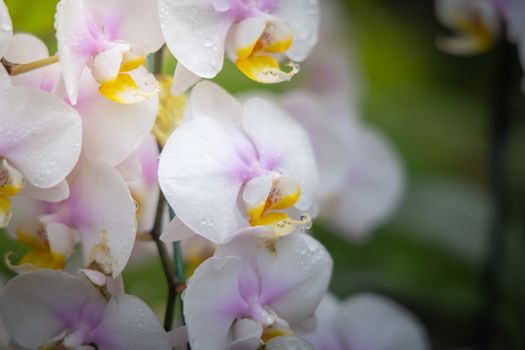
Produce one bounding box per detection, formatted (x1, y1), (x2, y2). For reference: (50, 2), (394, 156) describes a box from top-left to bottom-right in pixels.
(55, 0), (98, 104)
(183, 256), (247, 350)
(71, 158), (137, 277)
(135, 134), (159, 186)
(89, 295), (171, 350)
(335, 293), (429, 350)
(20, 180), (70, 203)
(242, 97), (318, 212)
(0, 270), (106, 349)
(0, 87), (82, 188)
(214, 233), (263, 302)
(116, 153), (142, 181)
(257, 233), (332, 326)
(158, 116), (248, 243)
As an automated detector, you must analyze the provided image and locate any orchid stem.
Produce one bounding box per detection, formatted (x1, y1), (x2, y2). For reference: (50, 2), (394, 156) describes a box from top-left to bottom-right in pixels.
(169, 207), (186, 284)
(153, 46), (165, 76)
(480, 35), (514, 349)
(151, 191), (183, 331)
(1, 55), (59, 76)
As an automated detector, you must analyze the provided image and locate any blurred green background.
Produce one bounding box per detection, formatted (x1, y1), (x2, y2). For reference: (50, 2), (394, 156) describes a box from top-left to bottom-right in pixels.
(1, 0), (524, 349)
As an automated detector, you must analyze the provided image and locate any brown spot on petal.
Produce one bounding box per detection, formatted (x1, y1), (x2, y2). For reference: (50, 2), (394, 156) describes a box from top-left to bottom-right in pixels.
(265, 239), (277, 254)
(87, 229), (113, 276)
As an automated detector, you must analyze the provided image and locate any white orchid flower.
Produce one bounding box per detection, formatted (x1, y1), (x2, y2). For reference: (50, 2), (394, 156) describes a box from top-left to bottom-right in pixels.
(303, 293), (430, 350)
(158, 81), (318, 244)
(435, 0), (500, 55)
(0, 65), (82, 228)
(0, 269), (181, 350)
(55, 0), (164, 104)
(159, 0), (319, 94)
(280, 89), (405, 239)
(183, 231), (332, 350)
(4, 33), (158, 167)
(7, 157), (137, 277)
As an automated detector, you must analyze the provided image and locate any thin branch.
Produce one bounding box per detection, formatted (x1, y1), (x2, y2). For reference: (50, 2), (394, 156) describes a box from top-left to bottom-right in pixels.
(153, 45), (165, 76)
(480, 34), (514, 349)
(2, 55), (59, 76)
(151, 192), (184, 331)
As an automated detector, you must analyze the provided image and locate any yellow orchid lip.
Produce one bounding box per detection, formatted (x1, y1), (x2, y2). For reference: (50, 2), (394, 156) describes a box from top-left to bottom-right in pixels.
(7, 226), (70, 273)
(0, 159), (24, 228)
(261, 324), (294, 343)
(438, 13), (496, 55)
(246, 177), (311, 236)
(99, 73), (160, 104)
(234, 21), (299, 84)
(236, 56), (300, 84)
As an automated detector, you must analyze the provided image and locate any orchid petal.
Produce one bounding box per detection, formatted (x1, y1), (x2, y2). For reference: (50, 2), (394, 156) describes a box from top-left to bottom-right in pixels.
(214, 232), (332, 326)
(335, 293), (429, 350)
(328, 126), (405, 237)
(0, 270), (106, 349)
(191, 81), (258, 161)
(160, 216), (197, 243)
(47, 222), (76, 262)
(106, 0), (164, 52)
(226, 17), (266, 61)
(171, 63), (203, 96)
(183, 256), (247, 350)
(73, 159), (137, 277)
(265, 336), (314, 350)
(0, 0), (12, 58)
(127, 136), (160, 233)
(20, 180), (70, 203)
(158, 116), (247, 243)
(273, 0), (319, 61)
(242, 174), (274, 222)
(300, 294), (345, 350)
(90, 295), (171, 350)
(55, 0), (95, 104)
(0, 65), (10, 91)
(0, 87), (82, 188)
(242, 97), (318, 212)
(159, 0), (234, 78)
(3, 33), (52, 89)
(92, 47), (124, 84)
(78, 68), (158, 166)
(117, 153), (142, 181)
(280, 90), (354, 201)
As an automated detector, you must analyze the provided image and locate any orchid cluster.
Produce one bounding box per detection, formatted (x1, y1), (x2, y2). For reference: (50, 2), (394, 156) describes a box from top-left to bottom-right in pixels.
(0, 0), (424, 349)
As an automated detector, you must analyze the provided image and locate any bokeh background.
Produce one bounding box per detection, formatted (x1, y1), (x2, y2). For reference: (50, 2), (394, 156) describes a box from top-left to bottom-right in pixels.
(1, 0), (524, 349)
